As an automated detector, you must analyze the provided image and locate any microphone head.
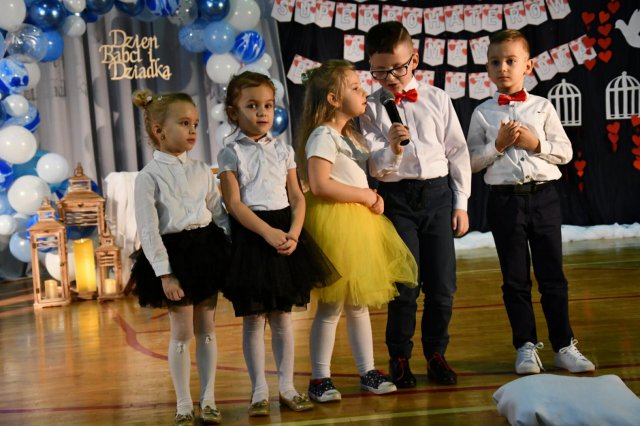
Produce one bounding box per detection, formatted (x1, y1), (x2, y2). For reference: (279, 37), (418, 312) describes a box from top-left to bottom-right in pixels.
(380, 89), (395, 105)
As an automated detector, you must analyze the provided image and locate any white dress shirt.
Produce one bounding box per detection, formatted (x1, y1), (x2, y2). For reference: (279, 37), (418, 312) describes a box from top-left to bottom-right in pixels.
(217, 131), (296, 211)
(134, 150), (230, 276)
(360, 77), (471, 211)
(305, 125), (370, 189)
(466, 90), (573, 185)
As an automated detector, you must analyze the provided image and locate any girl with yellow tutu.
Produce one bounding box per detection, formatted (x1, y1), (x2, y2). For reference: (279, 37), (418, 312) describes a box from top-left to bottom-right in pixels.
(297, 60), (418, 402)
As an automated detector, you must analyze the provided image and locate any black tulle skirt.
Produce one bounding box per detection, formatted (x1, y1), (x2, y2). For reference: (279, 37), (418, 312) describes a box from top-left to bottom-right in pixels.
(130, 222), (231, 308)
(224, 207), (339, 317)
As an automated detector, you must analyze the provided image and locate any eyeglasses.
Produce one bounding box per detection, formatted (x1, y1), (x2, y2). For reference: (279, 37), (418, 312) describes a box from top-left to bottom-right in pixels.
(370, 56), (414, 81)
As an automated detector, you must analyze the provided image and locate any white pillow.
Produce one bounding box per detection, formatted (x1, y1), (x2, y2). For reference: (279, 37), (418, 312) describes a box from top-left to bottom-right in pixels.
(493, 374), (640, 426)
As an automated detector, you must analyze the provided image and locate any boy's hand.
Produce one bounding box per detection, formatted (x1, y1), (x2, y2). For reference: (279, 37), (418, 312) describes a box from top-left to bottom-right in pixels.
(451, 209), (469, 237)
(388, 123), (410, 155)
(369, 193), (384, 215)
(513, 125), (540, 153)
(496, 120), (520, 153)
(161, 275), (184, 301)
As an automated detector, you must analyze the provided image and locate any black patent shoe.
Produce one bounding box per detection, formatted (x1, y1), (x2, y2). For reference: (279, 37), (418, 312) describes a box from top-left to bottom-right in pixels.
(389, 357), (417, 388)
(427, 352), (458, 385)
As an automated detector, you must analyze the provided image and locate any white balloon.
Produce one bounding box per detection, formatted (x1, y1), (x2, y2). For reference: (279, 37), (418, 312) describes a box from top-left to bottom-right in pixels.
(257, 53), (272, 70)
(0, 0), (27, 32)
(62, 0), (86, 14)
(238, 64), (270, 77)
(2, 95), (29, 117)
(36, 153), (70, 184)
(227, 0), (261, 31)
(210, 103), (227, 122)
(23, 62), (41, 90)
(62, 15), (86, 38)
(7, 175), (51, 215)
(271, 78), (285, 102)
(0, 214), (17, 235)
(45, 250), (76, 282)
(0, 126), (38, 165)
(214, 121), (235, 149)
(206, 53), (241, 85)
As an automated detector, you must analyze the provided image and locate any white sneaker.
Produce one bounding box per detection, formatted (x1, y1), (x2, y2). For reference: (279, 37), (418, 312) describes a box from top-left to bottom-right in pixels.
(515, 342), (544, 374)
(554, 338), (596, 373)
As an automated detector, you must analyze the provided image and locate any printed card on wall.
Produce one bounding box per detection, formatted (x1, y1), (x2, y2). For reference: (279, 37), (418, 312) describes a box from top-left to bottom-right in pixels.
(524, 0), (548, 26)
(343, 34), (364, 63)
(287, 54), (308, 84)
(445, 71), (466, 99)
(381, 5), (402, 23)
(524, 73), (538, 91)
(464, 5), (483, 33)
(423, 7), (445, 35)
(444, 5), (465, 33)
(533, 51), (558, 81)
(356, 70), (372, 95)
(315, 0), (335, 28)
(412, 38), (420, 54)
(335, 2), (357, 31)
(447, 39), (468, 68)
(569, 35), (596, 64)
(414, 70), (435, 86)
(272, 0), (295, 22)
(358, 4), (379, 33)
(294, 0), (317, 25)
(423, 38), (445, 66)
(470, 36), (490, 65)
(468, 72), (492, 100)
(482, 4), (503, 33)
(545, 0), (570, 20)
(403, 7), (423, 35)
(550, 43), (574, 73)
(503, 2), (527, 30)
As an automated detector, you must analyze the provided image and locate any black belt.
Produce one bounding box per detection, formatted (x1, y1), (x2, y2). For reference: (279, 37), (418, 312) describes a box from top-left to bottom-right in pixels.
(378, 176), (448, 189)
(490, 181), (552, 194)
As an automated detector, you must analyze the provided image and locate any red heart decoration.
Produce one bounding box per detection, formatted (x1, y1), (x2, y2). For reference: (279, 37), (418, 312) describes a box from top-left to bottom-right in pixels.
(581, 11), (595, 25)
(449, 44), (456, 51)
(598, 38), (612, 49)
(583, 37), (596, 48)
(634, 159), (640, 170)
(358, 8), (363, 15)
(552, 52), (559, 59)
(598, 50), (612, 63)
(462, 48), (467, 55)
(484, 80), (490, 87)
(632, 135), (640, 146)
(630, 114), (640, 127)
(608, 132), (619, 144)
(566, 51), (572, 59)
(571, 43), (579, 51)
(584, 59), (597, 70)
(599, 11), (610, 23)
(607, 0), (620, 14)
(350, 12), (356, 19)
(345, 39), (352, 46)
(337, 6), (342, 13)
(470, 77), (477, 84)
(607, 122), (620, 133)
(445, 10), (452, 17)
(631, 147), (640, 156)
(574, 159), (586, 172)
(438, 15), (445, 22)
(520, 9), (526, 16)
(460, 81), (466, 88)
(598, 23), (612, 36)
(446, 76), (451, 82)
(310, 6), (315, 13)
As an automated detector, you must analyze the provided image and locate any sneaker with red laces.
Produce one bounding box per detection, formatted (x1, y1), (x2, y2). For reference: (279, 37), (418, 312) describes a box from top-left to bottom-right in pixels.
(308, 378), (341, 403)
(427, 352), (457, 385)
(389, 357), (417, 388)
(360, 369), (397, 395)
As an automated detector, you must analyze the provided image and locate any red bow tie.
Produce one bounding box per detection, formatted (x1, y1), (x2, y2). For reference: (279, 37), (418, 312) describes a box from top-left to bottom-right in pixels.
(498, 90), (527, 105)
(394, 89), (418, 104)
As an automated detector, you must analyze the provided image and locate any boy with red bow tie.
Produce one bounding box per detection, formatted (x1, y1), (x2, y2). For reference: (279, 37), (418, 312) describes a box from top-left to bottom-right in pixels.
(360, 22), (471, 387)
(467, 29), (595, 375)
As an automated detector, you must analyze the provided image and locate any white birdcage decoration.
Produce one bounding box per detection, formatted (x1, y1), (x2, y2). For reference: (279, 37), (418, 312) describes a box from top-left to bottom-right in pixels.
(548, 79), (581, 126)
(605, 71), (640, 120)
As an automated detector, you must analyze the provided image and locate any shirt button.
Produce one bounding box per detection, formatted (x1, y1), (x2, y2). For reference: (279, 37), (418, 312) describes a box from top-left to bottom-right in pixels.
(520, 157), (525, 161)
(526, 175), (530, 179)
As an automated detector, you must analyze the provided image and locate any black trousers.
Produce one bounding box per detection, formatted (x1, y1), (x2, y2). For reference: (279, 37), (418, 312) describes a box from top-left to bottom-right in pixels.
(487, 182), (573, 352)
(378, 176), (456, 360)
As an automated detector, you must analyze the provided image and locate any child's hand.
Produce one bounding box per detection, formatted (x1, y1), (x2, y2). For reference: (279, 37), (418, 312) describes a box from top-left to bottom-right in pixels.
(277, 233), (298, 256)
(361, 188), (378, 208)
(388, 123), (410, 155)
(369, 193), (384, 215)
(513, 125), (540, 152)
(496, 120), (520, 153)
(451, 209), (469, 237)
(161, 275), (184, 301)
(264, 227), (289, 250)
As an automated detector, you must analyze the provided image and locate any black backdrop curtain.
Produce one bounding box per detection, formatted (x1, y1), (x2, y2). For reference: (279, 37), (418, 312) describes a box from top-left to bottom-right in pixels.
(276, 0), (640, 232)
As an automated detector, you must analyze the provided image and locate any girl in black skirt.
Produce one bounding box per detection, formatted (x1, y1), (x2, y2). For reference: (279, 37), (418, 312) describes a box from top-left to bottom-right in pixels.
(218, 72), (337, 418)
(131, 90), (230, 426)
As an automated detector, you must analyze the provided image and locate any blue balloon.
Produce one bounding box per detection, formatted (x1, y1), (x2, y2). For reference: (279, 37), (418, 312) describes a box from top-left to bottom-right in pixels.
(271, 107), (288, 137)
(4, 102), (40, 132)
(25, 214), (39, 238)
(232, 31), (265, 64)
(198, 0), (229, 21)
(178, 19), (207, 53)
(6, 24), (48, 63)
(81, 10), (100, 22)
(203, 21), (235, 54)
(0, 160), (15, 192)
(67, 225), (97, 240)
(12, 149), (47, 180)
(86, 0), (115, 15)
(115, 0), (145, 16)
(203, 50), (212, 64)
(136, 6), (161, 22)
(41, 30), (64, 62)
(145, 0), (179, 16)
(52, 178), (102, 199)
(0, 57), (29, 96)
(28, 0), (67, 30)
(9, 232), (32, 263)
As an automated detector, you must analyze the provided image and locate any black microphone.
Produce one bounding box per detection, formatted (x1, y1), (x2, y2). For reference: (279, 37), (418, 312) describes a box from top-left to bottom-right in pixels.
(380, 89), (410, 146)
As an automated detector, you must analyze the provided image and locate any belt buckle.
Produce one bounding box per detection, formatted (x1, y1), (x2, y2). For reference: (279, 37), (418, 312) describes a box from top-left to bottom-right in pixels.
(513, 182), (534, 194)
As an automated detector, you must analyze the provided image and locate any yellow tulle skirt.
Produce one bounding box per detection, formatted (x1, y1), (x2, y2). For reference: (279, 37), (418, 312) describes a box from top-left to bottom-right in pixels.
(304, 193), (418, 308)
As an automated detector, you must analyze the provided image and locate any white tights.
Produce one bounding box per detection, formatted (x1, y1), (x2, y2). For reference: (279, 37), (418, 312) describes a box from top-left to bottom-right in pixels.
(309, 302), (375, 379)
(168, 298), (218, 415)
(243, 311), (297, 403)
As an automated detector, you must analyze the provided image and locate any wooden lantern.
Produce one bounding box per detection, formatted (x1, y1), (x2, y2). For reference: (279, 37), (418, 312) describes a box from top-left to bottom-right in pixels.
(57, 163), (106, 241)
(29, 199), (71, 308)
(95, 228), (123, 302)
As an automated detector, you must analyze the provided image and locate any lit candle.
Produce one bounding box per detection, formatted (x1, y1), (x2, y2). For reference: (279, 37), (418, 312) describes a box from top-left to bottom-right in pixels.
(44, 279), (58, 299)
(73, 239), (96, 293)
(104, 278), (117, 295)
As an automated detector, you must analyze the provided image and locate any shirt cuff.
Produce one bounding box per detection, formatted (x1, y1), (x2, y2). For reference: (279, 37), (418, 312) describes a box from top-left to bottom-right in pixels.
(536, 138), (551, 156)
(383, 148), (403, 167)
(151, 261), (173, 277)
(453, 192), (468, 211)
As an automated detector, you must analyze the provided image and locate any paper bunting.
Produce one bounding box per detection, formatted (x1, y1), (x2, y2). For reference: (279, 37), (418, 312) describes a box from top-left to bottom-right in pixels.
(447, 39), (468, 68)
(464, 5), (483, 33)
(424, 7), (446, 35)
(524, 0), (549, 26)
(381, 5), (403, 23)
(335, 2), (357, 31)
(271, 0), (295, 22)
(344, 34), (365, 63)
(357, 4), (379, 33)
(545, 0), (571, 20)
(504, 2), (528, 30)
(414, 70), (435, 87)
(423, 38), (445, 67)
(294, 0), (317, 26)
(315, 0), (335, 28)
(470, 36), (490, 65)
(444, 5), (465, 33)
(533, 51), (559, 81)
(445, 71), (466, 99)
(402, 7), (423, 35)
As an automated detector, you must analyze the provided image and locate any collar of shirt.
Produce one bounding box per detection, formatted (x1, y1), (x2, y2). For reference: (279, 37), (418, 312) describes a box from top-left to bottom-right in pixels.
(401, 76), (419, 93)
(493, 88), (529, 104)
(153, 150), (188, 164)
(235, 131), (274, 145)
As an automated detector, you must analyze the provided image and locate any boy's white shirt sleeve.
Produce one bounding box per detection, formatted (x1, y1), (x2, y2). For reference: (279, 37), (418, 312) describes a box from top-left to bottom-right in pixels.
(467, 107), (504, 173)
(534, 101), (573, 165)
(360, 101), (403, 178)
(441, 95), (471, 211)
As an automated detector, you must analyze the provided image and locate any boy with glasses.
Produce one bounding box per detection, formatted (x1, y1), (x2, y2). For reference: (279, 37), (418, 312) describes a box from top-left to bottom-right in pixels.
(360, 21), (471, 387)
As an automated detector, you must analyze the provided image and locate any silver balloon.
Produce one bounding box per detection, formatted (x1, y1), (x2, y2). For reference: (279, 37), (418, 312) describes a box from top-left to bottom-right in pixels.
(5, 24), (47, 63)
(168, 0), (198, 27)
